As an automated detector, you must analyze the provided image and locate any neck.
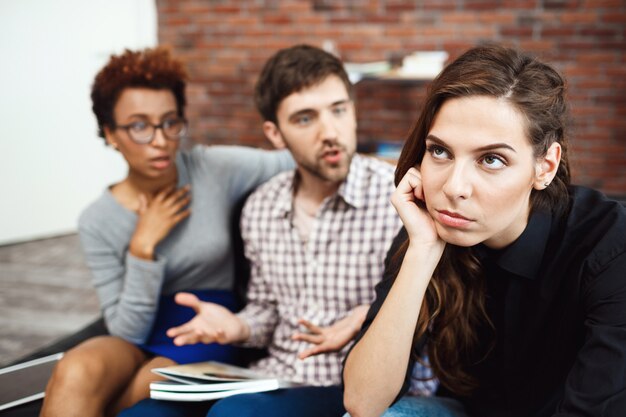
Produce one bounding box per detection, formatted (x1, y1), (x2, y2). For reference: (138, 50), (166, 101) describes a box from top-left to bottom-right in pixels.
(126, 167), (178, 197)
(294, 169), (341, 208)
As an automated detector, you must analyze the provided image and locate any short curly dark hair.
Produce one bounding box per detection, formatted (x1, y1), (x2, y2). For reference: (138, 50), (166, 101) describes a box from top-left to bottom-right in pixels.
(254, 44), (352, 125)
(91, 47), (187, 141)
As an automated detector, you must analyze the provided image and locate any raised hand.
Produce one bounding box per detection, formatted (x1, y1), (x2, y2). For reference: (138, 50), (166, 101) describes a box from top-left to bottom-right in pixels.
(390, 167), (442, 249)
(166, 292), (250, 346)
(129, 185), (191, 259)
(292, 305), (369, 360)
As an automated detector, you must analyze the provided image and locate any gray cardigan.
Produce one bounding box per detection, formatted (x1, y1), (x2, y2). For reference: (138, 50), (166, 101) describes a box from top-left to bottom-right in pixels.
(78, 145), (293, 344)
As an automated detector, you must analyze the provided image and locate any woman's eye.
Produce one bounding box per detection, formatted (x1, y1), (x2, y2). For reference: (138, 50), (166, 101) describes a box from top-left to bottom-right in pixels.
(129, 121), (148, 132)
(163, 118), (182, 129)
(427, 145), (449, 160)
(480, 154), (506, 170)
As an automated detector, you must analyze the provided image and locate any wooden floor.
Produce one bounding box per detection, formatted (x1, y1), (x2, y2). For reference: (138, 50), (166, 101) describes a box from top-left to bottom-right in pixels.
(0, 234), (100, 367)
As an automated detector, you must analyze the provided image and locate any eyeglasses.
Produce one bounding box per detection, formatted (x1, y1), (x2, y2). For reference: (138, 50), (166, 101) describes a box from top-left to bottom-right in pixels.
(113, 117), (188, 144)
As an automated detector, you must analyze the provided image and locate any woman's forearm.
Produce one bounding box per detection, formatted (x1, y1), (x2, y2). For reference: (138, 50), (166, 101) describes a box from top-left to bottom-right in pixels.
(343, 244), (440, 417)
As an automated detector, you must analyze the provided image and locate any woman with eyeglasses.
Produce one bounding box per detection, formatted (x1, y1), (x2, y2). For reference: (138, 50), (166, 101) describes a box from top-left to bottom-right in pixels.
(40, 47), (292, 417)
(343, 45), (626, 417)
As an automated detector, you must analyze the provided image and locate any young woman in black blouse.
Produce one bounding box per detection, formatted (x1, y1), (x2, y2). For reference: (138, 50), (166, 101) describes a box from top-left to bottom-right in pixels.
(343, 44), (626, 417)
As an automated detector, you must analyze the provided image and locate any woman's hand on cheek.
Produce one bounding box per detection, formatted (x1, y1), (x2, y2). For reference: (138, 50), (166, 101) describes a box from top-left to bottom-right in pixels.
(391, 167), (442, 248)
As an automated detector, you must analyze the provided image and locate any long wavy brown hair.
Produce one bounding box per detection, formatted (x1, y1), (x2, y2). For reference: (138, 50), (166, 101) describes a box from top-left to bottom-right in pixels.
(394, 44), (571, 395)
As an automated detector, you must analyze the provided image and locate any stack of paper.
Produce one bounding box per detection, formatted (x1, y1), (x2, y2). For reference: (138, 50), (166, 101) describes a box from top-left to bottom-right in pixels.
(150, 361), (292, 401)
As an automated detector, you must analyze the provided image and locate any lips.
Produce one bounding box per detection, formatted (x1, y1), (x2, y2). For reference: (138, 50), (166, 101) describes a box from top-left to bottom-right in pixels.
(436, 210), (474, 228)
(149, 155), (172, 170)
(321, 148), (343, 164)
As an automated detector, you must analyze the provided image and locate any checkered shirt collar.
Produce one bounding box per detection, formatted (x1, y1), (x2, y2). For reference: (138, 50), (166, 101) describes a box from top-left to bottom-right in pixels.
(270, 154), (367, 218)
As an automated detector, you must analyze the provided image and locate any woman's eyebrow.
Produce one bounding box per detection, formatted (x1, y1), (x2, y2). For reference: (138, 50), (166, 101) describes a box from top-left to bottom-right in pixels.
(426, 134), (516, 153)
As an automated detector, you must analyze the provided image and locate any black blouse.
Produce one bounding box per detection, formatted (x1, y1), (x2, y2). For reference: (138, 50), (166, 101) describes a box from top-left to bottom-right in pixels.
(349, 186), (626, 417)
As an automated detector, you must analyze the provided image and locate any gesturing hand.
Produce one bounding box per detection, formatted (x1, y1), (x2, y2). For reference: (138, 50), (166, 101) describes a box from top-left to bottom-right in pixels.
(292, 305), (370, 360)
(166, 292), (249, 346)
(129, 185), (191, 259)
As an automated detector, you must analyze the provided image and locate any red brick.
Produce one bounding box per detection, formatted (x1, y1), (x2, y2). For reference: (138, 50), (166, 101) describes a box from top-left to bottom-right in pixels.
(464, 0), (504, 11)
(501, 26), (534, 37)
(560, 11), (599, 24)
(502, 0), (538, 8)
(421, 1), (457, 11)
(544, 0), (580, 9)
(213, 5), (240, 13)
(442, 12), (478, 24)
(262, 14), (293, 24)
(583, 0), (625, 7)
(478, 12), (516, 24)
(602, 12), (626, 23)
(541, 27), (577, 37)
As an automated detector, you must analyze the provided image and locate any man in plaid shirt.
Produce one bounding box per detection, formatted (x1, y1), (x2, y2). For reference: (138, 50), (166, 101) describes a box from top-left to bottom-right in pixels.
(166, 45), (435, 417)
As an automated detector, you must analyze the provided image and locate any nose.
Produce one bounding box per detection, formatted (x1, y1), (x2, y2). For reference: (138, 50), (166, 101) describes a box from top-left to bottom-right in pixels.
(319, 110), (339, 142)
(149, 126), (168, 147)
(442, 161), (472, 201)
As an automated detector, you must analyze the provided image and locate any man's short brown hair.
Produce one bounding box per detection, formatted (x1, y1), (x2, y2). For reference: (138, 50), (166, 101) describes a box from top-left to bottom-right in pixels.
(254, 44), (352, 124)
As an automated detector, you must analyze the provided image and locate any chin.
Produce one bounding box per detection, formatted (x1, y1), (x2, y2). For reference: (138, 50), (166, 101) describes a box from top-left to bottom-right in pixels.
(436, 225), (482, 248)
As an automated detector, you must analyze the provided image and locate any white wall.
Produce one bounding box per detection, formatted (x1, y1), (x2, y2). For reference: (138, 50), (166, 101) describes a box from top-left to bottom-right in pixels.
(0, 0), (157, 244)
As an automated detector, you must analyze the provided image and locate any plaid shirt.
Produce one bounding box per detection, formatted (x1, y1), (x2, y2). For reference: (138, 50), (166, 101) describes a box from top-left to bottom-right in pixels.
(237, 154), (401, 386)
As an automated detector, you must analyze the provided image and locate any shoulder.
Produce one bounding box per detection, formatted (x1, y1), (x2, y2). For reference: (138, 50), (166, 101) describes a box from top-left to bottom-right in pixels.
(78, 190), (115, 232)
(354, 154), (396, 179)
(562, 186), (626, 274)
(244, 170), (294, 208)
(348, 154), (397, 204)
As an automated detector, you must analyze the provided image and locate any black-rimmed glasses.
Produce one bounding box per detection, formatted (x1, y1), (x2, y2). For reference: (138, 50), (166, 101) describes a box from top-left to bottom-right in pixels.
(114, 117), (187, 144)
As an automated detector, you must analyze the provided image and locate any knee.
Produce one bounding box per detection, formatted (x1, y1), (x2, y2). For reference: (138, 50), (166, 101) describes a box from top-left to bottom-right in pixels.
(48, 346), (107, 391)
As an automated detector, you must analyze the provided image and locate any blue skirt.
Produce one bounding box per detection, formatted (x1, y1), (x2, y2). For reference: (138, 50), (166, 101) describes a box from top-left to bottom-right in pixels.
(137, 289), (241, 365)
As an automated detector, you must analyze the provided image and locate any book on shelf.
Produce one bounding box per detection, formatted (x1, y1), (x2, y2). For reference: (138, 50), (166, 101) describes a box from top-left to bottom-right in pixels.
(150, 361), (293, 402)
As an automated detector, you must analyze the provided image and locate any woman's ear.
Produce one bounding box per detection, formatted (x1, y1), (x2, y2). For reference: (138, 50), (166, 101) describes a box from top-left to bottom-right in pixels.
(103, 126), (119, 150)
(533, 142), (562, 190)
(262, 121), (286, 150)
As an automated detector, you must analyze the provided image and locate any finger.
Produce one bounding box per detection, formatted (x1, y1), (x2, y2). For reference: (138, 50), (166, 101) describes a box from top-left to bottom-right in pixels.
(169, 196), (191, 215)
(155, 185), (177, 202)
(173, 332), (200, 346)
(166, 321), (195, 338)
(174, 292), (201, 311)
(292, 332), (324, 344)
(298, 345), (324, 360)
(397, 169), (425, 203)
(137, 194), (148, 214)
(171, 209), (191, 226)
(298, 319), (323, 334)
(214, 328), (229, 344)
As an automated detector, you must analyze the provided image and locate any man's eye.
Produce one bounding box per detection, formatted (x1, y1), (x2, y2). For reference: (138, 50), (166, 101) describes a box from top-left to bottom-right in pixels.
(296, 115), (312, 125)
(332, 105), (347, 116)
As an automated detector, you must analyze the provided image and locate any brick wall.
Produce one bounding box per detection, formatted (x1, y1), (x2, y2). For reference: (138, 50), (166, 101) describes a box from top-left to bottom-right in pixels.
(157, 0), (626, 196)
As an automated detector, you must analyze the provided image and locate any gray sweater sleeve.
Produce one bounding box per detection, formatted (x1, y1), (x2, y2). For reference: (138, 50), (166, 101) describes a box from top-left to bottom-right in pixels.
(78, 219), (166, 344)
(189, 145), (294, 202)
